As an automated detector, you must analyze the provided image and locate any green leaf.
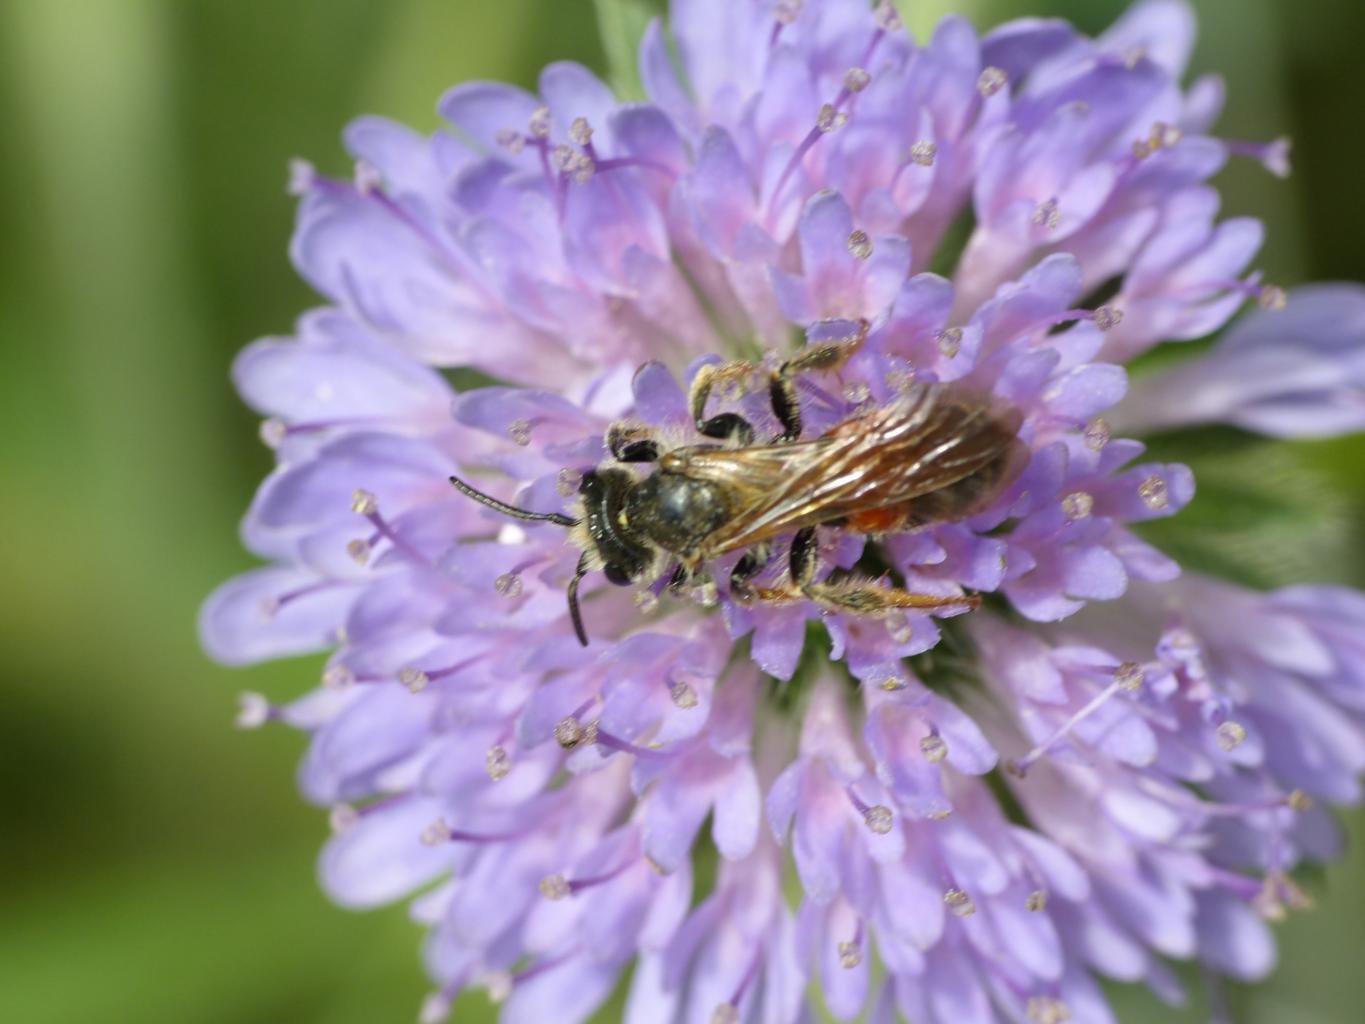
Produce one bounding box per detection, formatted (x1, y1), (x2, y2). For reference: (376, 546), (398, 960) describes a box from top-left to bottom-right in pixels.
(1133, 427), (1360, 589)
(593, 0), (663, 100)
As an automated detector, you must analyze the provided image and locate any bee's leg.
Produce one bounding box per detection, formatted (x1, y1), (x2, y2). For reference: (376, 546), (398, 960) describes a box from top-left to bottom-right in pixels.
(802, 579), (981, 618)
(666, 563), (690, 591)
(790, 527), (818, 586)
(607, 423), (661, 463)
(689, 362), (758, 444)
(728, 543), (773, 603)
(749, 524), (978, 617)
(768, 318), (869, 442)
(747, 527), (817, 604)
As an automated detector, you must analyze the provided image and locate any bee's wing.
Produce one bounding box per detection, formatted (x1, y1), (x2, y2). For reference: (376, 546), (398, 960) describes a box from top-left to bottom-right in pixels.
(677, 383), (1024, 555)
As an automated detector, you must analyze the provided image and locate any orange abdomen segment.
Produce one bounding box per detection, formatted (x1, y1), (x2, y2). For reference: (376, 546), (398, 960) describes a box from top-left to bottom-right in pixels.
(846, 506), (910, 534)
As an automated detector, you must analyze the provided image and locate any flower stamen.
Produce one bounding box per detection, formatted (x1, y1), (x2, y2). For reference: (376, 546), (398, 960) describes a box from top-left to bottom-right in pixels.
(1008, 663), (1145, 777)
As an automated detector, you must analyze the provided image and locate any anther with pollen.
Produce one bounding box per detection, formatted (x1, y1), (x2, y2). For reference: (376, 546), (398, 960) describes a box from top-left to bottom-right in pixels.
(556, 468), (581, 496)
(921, 733), (948, 764)
(1138, 475), (1169, 510)
(528, 106), (551, 139)
(286, 158), (316, 196)
(977, 66), (1008, 97)
(909, 140), (937, 166)
(1031, 198), (1061, 230)
(420, 818), (452, 846)
(329, 795), (406, 834)
(845, 783), (896, 834)
(485, 745), (513, 781)
(539, 873), (571, 900)
(944, 887), (976, 917)
(538, 855), (637, 901)
(873, 0), (901, 32)
(1027, 995), (1072, 1024)
(420, 818), (524, 847)
(322, 663), (355, 690)
(395, 667), (427, 693)
(235, 692), (274, 729)
(418, 990), (456, 1024)
(329, 803), (360, 834)
(863, 804), (894, 834)
(1132, 120), (1182, 160)
(1208, 276), (1288, 312)
(817, 104), (848, 134)
(258, 418), (288, 448)
(1052, 304), (1123, 332)
(669, 679), (700, 709)
(1216, 720), (1248, 752)
(1062, 492), (1094, 520)
(837, 939), (862, 969)
(1253, 871), (1314, 921)
(494, 572), (524, 598)
(888, 613), (915, 644)
(555, 715), (598, 749)
(352, 159), (382, 195)
(935, 327), (963, 358)
(1258, 283), (1288, 310)
(348, 489), (430, 564)
(1083, 418), (1111, 451)
(391, 652), (489, 696)
(847, 230), (873, 260)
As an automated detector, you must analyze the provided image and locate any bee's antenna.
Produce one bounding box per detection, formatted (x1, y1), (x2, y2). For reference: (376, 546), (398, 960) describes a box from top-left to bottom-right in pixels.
(567, 554), (591, 646)
(448, 475), (578, 527)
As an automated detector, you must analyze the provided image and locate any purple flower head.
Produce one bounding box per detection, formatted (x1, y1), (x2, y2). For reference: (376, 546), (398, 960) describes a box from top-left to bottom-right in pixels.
(204, 1), (1365, 1021)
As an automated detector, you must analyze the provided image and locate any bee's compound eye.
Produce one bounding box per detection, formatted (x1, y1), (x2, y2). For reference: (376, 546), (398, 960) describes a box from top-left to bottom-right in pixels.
(603, 564), (634, 586)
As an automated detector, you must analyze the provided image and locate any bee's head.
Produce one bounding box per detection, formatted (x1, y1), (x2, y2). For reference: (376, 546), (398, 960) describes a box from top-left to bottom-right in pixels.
(577, 469), (654, 579)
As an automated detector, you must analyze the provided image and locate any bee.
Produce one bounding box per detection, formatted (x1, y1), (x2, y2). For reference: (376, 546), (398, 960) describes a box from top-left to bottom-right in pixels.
(449, 322), (1026, 645)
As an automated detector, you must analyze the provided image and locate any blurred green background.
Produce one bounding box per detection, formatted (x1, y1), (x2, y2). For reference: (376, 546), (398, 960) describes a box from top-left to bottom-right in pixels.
(1, 1), (1363, 1021)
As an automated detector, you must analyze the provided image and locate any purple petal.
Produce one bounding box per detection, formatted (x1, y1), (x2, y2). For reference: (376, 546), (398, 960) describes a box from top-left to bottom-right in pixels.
(233, 310), (450, 424)
(751, 605), (808, 681)
(439, 80), (541, 153)
(200, 568), (357, 666)
(1116, 284), (1365, 438)
(320, 796), (451, 908)
(343, 116), (453, 199)
(712, 759), (761, 859)
(501, 953), (620, 1024)
(639, 19), (697, 138)
(1194, 892), (1276, 981)
(1100, 0), (1197, 77)
(539, 62), (617, 136)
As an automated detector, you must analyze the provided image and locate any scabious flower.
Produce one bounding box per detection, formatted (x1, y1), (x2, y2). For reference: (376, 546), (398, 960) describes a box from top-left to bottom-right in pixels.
(202, 1), (1365, 1021)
